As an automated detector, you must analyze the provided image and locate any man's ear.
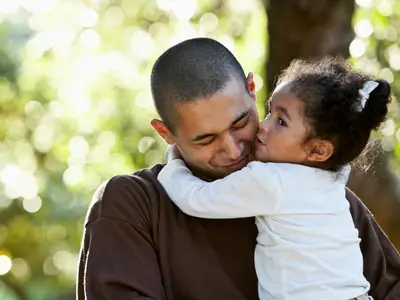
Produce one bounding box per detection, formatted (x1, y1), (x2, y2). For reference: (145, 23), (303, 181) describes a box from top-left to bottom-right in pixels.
(247, 72), (257, 102)
(305, 139), (334, 163)
(151, 119), (174, 145)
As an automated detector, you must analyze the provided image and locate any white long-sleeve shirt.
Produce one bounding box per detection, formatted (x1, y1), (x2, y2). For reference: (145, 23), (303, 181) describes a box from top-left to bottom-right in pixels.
(157, 160), (370, 300)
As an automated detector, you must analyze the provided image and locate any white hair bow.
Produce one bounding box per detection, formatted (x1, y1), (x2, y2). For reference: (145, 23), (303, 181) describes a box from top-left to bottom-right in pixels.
(357, 81), (379, 112)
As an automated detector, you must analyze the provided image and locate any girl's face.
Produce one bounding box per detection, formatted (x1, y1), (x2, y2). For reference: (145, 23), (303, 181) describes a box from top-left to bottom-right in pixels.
(254, 82), (310, 164)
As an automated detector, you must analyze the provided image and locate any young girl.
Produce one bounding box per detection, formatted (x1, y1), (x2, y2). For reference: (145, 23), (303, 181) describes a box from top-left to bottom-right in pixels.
(157, 58), (391, 300)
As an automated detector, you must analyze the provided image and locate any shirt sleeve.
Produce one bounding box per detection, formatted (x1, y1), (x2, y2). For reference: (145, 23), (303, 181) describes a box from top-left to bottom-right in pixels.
(76, 176), (166, 300)
(157, 160), (282, 218)
(346, 188), (400, 300)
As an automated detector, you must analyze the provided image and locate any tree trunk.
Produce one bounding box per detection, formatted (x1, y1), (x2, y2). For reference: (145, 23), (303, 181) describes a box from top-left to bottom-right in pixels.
(265, 0), (400, 248)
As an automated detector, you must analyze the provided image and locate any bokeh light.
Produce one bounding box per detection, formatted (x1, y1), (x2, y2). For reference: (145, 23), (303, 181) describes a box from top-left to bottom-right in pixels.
(0, 255), (12, 276)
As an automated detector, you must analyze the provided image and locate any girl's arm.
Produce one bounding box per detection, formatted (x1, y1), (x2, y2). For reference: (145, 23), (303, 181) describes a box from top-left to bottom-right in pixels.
(157, 159), (282, 219)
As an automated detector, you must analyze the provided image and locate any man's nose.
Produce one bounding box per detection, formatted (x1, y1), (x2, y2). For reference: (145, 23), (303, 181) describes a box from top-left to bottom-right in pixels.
(224, 134), (242, 160)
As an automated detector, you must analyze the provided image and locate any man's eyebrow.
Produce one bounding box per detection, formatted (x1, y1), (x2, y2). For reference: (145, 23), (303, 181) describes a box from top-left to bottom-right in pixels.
(231, 110), (250, 126)
(192, 133), (215, 142)
(191, 110), (251, 142)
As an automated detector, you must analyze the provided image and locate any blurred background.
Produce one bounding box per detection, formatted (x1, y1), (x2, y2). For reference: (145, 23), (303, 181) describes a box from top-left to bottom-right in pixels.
(0, 0), (399, 299)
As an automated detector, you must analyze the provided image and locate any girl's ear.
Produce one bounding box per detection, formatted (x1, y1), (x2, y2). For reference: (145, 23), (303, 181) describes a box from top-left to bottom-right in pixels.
(304, 138), (334, 163)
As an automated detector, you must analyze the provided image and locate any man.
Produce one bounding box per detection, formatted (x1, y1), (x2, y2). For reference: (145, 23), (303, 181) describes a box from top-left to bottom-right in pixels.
(77, 38), (400, 299)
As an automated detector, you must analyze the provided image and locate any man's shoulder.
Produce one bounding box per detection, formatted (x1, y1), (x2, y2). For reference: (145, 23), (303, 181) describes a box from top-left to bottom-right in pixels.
(84, 164), (167, 226)
(345, 187), (371, 223)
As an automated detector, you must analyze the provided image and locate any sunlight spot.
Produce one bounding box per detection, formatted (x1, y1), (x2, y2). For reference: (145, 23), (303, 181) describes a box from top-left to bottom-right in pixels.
(19, 0), (54, 13)
(97, 98), (116, 117)
(88, 145), (110, 162)
(43, 257), (59, 276)
(355, 0), (373, 8)
(33, 124), (55, 153)
(16, 142), (37, 173)
(199, 13), (219, 33)
(377, 0), (393, 16)
(48, 101), (66, 118)
(135, 90), (154, 110)
(374, 26), (387, 40)
(105, 6), (125, 26)
(157, 0), (197, 21)
(89, 0), (109, 11)
(173, 0), (197, 20)
(130, 30), (156, 60)
(0, 164), (20, 185)
(97, 131), (116, 149)
(53, 250), (78, 279)
(138, 137), (155, 153)
(349, 39), (366, 58)
(354, 20), (373, 38)
(169, 24), (199, 47)
(58, 83), (92, 114)
(253, 73), (264, 92)
(24, 101), (43, 117)
(0, 255), (12, 276)
(219, 36), (235, 53)
(49, 27), (76, 48)
(379, 68), (394, 84)
(0, 1), (19, 14)
(79, 29), (101, 49)
(23, 196), (42, 213)
(381, 136), (394, 152)
(26, 32), (52, 58)
(386, 26), (398, 42)
(80, 7), (98, 27)
(387, 45), (400, 70)
(78, 116), (98, 135)
(381, 119), (396, 137)
(20, 172), (38, 199)
(227, 0), (259, 13)
(69, 136), (90, 158)
(63, 167), (83, 186)
(11, 258), (29, 279)
(4, 184), (21, 200)
(354, 58), (381, 76)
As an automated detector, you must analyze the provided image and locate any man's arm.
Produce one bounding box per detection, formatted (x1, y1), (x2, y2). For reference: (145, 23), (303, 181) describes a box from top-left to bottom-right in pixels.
(157, 159), (282, 218)
(76, 175), (166, 300)
(346, 188), (400, 300)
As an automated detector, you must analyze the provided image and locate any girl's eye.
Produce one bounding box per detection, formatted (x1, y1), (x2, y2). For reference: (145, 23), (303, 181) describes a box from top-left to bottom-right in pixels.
(278, 118), (287, 127)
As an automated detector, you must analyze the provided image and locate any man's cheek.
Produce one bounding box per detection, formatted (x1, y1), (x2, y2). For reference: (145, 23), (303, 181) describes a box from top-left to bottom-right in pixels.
(242, 126), (258, 142)
(199, 150), (216, 166)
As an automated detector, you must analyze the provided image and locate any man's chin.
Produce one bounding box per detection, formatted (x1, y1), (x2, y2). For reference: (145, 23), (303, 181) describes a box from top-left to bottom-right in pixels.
(219, 155), (251, 175)
(184, 157), (250, 181)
